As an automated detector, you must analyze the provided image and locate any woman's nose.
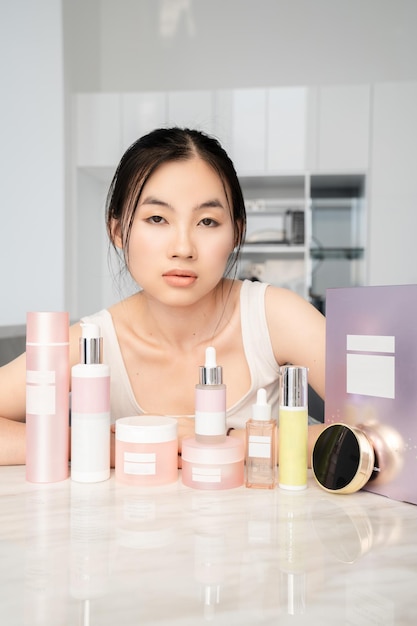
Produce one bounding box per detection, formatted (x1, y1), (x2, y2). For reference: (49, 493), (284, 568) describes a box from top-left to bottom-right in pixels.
(169, 226), (196, 259)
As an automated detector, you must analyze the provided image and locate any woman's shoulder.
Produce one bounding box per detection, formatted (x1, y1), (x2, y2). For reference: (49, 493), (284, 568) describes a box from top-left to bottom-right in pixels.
(264, 283), (313, 309)
(240, 279), (301, 307)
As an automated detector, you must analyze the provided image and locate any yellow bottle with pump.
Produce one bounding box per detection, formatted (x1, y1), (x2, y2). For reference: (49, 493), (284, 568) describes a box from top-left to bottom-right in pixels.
(278, 366), (308, 490)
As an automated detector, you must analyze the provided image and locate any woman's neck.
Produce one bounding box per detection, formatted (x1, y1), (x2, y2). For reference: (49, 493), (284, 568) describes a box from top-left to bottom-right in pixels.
(122, 280), (238, 352)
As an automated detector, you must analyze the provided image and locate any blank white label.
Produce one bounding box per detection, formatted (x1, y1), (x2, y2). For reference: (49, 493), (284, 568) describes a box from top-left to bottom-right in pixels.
(26, 370), (56, 384)
(346, 334), (395, 353)
(346, 353), (395, 399)
(248, 435), (271, 459)
(191, 466), (222, 483)
(124, 451), (156, 475)
(26, 383), (56, 415)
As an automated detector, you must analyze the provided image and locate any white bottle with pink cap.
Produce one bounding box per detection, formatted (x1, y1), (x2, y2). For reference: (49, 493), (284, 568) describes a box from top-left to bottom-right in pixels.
(71, 322), (110, 483)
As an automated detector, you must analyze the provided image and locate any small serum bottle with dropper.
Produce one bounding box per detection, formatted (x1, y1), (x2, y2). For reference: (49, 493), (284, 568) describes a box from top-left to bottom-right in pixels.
(181, 346), (245, 490)
(245, 388), (277, 489)
(194, 346), (227, 445)
(278, 365), (308, 490)
(71, 323), (111, 483)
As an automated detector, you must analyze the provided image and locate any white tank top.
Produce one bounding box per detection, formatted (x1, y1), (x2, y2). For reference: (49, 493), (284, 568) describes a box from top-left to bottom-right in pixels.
(81, 280), (280, 428)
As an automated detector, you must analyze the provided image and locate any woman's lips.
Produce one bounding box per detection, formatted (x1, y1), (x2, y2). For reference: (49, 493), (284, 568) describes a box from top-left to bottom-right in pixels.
(163, 269), (197, 287)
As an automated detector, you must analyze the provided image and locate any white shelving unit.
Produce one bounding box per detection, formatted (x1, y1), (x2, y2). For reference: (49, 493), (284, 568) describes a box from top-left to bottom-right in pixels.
(309, 175), (366, 312)
(235, 173), (366, 308)
(236, 175), (310, 299)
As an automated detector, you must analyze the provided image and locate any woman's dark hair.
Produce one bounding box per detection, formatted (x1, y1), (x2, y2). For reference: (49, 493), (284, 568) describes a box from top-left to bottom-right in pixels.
(106, 127), (246, 278)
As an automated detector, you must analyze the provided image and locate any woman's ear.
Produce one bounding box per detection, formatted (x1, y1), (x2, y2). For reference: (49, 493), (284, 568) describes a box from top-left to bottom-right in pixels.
(109, 218), (123, 249)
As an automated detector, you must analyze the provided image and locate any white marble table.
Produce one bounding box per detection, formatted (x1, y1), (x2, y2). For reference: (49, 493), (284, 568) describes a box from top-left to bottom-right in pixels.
(1, 466), (416, 625)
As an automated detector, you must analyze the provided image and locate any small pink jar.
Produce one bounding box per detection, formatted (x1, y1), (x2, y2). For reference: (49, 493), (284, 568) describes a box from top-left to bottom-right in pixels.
(115, 416), (178, 486)
(181, 436), (244, 490)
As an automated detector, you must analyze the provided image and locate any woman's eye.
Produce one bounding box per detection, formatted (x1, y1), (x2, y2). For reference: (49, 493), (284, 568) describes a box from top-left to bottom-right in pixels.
(147, 215), (166, 224)
(199, 217), (218, 227)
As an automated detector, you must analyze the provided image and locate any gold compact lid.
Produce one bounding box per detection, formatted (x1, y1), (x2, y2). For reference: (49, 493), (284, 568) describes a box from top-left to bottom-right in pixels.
(311, 423), (375, 494)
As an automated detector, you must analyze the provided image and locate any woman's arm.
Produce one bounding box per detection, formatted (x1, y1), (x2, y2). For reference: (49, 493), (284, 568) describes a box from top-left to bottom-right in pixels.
(227, 286), (327, 466)
(0, 352), (27, 465)
(0, 417), (25, 465)
(265, 286), (326, 399)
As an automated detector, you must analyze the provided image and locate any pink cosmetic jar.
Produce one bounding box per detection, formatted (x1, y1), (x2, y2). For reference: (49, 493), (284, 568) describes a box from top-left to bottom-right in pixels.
(115, 416), (178, 486)
(181, 437), (244, 490)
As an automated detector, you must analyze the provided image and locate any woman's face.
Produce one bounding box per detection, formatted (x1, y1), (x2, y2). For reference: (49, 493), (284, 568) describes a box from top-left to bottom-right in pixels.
(118, 157), (236, 306)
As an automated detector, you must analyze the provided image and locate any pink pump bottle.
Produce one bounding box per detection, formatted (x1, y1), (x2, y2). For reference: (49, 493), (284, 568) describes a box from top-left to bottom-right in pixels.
(71, 323), (111, 483)
(26, 311), (70, 483)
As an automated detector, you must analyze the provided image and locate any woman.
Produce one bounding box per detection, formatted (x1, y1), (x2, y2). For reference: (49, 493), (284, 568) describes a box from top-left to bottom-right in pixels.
(0, 127), (325, 466)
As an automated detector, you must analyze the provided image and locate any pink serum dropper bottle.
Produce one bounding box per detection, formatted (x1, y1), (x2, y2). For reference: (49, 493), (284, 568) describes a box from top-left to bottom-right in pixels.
(195, 346), (226, 445)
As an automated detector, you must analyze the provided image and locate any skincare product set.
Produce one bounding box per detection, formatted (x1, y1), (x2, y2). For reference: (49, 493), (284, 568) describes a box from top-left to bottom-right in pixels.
(25, 312), (111, 484)
(114, 352), (311, 492)
(244, 365), (309, 491)
(24, 313), (311, 491)
(28, 311), (363, 495)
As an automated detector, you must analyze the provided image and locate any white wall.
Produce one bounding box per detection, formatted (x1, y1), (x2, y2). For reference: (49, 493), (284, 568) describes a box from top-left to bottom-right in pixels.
(0, 0), (65, 326)
(368, 82), (417, 285)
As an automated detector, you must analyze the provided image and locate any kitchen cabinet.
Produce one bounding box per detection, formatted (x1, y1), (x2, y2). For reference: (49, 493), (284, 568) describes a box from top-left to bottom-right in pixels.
(231, 89), (267, 174)
(75, 93), (122, 167)
(76, 86), (347, 174)
(213, 89), (234, 157)
(215, 87), (310, 175)
(75, 90), (214, 170)
(121, 92), (168, 152)
(167, 90), (214, 134)
(313, 85), (370, 172)
(267, 87), (309, 173)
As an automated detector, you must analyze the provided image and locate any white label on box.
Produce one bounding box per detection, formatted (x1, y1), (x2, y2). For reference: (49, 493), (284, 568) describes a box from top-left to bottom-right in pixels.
(346, 334), (395, 353)
(248, 435), (271, 459)
(124, 451), (156, 475)
(346, 353), (395, 399)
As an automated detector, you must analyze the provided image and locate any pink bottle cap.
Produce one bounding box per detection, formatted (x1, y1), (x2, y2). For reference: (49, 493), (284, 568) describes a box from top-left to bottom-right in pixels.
(26, 311), (69, 344)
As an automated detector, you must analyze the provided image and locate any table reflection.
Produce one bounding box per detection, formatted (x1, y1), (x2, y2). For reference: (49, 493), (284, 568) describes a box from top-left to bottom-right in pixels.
(0, 468), (416, 625)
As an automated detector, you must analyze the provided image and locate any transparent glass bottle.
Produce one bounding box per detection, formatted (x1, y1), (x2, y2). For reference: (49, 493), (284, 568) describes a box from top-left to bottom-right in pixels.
(245, 388), (277, 489)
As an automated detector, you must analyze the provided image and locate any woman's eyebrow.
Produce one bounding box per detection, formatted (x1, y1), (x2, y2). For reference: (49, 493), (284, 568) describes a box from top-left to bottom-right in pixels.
(140, 196), (226, 211)
(140, 196), (171, 207)
(197, 199), (225, 210)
